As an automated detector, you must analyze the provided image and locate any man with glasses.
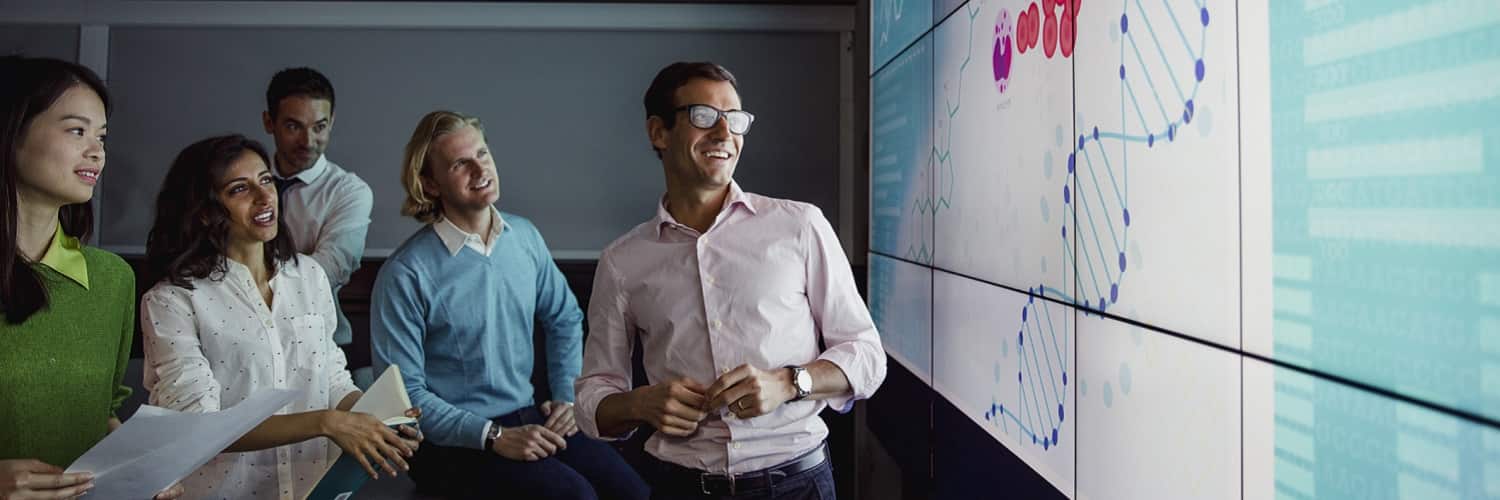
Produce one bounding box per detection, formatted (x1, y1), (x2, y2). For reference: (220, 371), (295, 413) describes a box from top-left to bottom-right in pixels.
(575, 61), (887, 499)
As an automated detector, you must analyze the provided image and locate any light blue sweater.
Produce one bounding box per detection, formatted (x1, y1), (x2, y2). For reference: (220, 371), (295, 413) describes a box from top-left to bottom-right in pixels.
(371, 214), (583, 449)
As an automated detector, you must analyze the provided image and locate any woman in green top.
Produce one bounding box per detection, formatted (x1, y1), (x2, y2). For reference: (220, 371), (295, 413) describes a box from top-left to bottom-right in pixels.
(0, 56), (182, 500)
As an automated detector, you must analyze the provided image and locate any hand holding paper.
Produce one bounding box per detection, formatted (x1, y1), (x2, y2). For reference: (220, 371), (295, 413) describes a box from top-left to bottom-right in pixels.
(0, 459), (94, 499)
(304, 365), (423, 500)
(65, 388), (301, 499)
(320, 412), (413, 479)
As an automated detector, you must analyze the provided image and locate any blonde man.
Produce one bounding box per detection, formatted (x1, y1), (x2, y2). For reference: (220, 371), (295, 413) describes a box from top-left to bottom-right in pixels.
(370, 111), (647, 500)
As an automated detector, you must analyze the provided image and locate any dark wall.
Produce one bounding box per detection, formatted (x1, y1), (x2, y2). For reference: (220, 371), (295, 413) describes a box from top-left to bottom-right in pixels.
(100, 27), (843, 255)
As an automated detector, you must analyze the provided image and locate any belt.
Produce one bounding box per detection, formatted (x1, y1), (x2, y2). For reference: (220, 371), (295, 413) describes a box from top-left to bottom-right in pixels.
(661, 443), (828, 496)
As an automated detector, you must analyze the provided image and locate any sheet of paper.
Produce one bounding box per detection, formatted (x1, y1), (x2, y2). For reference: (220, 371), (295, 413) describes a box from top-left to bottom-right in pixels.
(67, 388), (302, 499)
(350, 364), (416, 426)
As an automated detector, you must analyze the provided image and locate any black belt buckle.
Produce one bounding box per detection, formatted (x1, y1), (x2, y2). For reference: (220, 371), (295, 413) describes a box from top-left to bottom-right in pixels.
(699, 472), (736, 496)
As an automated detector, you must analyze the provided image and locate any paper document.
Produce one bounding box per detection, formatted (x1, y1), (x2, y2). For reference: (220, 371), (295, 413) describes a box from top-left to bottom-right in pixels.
(349, 364), (417, 426)
(304, 365), (417, 500)
(67, 388), (301, 499)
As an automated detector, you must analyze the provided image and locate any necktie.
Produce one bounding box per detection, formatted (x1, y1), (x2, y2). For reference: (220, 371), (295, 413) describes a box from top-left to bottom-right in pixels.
(274, 176), (303, 193)
(274, 177), (302, 210)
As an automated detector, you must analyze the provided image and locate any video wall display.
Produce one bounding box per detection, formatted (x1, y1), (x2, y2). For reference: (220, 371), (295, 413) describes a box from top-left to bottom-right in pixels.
(869, 0), (1500, 496)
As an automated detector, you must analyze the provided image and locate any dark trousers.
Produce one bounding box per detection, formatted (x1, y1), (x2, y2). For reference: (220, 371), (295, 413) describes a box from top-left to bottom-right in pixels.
(645, 449), (836, 500)
(410, 405), (649, 500)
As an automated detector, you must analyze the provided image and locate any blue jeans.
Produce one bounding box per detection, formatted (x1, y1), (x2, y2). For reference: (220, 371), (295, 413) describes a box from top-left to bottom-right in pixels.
(646, 452), (836, 500)
(410, 405), (649, 500)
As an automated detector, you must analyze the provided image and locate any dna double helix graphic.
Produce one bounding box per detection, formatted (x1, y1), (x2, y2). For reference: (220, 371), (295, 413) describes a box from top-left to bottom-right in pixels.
(1065, 0), (1209, 316)
(975, 0), (1210, 453)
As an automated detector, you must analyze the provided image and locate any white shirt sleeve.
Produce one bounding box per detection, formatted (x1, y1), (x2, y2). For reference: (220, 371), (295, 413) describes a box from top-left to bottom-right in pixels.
(305, 180), (373, 291)
(140, 286), (224, 412)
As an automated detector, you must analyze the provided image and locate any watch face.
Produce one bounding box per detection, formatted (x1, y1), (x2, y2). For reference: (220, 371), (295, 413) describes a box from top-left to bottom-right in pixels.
(796, 369), (813, 393)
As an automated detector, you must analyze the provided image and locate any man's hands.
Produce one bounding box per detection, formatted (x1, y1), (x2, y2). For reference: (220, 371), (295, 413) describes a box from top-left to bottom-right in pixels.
(491, 424), (568, 462)
(539, 401), (578, 437)
(703, 365), (796, 419)
(490, 400), (578, 462)
(627, 365), (800, 436)
(629, 378), (710, 437)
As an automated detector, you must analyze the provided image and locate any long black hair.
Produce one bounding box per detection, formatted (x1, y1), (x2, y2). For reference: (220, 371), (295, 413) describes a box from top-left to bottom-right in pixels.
(0, 55), (109, 325)
(145, 134), (297, 289)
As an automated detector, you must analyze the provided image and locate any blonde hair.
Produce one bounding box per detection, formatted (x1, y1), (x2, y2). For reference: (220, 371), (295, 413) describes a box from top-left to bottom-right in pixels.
(400, 110), (484, 223)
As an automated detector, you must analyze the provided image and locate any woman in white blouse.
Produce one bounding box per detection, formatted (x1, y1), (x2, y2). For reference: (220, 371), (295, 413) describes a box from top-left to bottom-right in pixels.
(140, 134), (421, 499)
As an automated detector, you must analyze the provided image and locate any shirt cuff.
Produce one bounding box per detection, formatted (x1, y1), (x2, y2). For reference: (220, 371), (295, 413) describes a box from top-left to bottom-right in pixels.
(576, 386), (635, 442)
(455, 411), (490, 451)
(480, 421), (493, 450)
(331, 384), (361, 413)
(818, 352), (864, 413)
(594, 425), (636, 442)
(825, 393), (856, 414)
(551, 383), (578, 404)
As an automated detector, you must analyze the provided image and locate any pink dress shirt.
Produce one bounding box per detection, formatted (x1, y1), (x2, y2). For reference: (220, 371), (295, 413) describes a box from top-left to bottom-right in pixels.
(576, 182), (886, 474)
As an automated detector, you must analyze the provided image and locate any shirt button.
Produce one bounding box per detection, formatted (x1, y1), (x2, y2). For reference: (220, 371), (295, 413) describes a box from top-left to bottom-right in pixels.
(712, 320), (722, 329)
(733, 443), (742, 450)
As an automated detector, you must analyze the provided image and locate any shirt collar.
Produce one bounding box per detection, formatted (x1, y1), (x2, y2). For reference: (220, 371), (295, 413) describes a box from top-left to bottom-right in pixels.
(221, 255), (302, 282)
(37, 221), (88, 289)
(653, 181), (756, 239)
(433, 206), (507, 257)
(276, 154), (330, 184)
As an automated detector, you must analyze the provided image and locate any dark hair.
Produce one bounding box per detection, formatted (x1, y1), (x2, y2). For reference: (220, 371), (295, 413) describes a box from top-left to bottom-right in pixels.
(265, 67), (335, 119)
(643, 61), (738, 156)
(145, 135), (297, 289)
(0, 55), (109, 325)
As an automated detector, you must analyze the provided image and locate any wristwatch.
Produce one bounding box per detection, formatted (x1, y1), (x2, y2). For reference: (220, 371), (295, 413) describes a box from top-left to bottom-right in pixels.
(786, 365), (813, 402)
(484, 422), (503, 451)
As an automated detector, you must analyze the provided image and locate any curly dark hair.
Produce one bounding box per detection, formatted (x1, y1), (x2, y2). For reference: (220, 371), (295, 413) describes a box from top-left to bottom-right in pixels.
(145, 134), (297, 289)
(0, 55), (109, 324)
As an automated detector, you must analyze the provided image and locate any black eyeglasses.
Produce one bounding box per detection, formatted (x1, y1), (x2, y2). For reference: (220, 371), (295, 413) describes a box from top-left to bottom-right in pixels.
(674, 104), (755, 135)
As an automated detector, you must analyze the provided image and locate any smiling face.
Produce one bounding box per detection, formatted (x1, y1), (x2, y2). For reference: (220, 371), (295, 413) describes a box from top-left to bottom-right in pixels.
(422, 124), (498, 218)
(15, 84), (108, 209)
(262, 94), (333, 176)
(215, 150), (279, 246)
(649, 78), (745, 192)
